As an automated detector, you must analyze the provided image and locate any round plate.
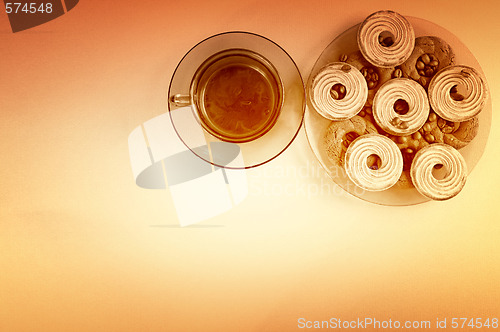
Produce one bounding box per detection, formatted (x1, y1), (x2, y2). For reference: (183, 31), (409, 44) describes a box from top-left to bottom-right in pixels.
(168, 31), (305, 169)
(305, 17), (491, 205)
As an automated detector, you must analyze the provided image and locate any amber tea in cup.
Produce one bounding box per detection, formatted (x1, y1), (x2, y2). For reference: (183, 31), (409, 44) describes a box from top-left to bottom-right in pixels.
(190, 49), (283, 143)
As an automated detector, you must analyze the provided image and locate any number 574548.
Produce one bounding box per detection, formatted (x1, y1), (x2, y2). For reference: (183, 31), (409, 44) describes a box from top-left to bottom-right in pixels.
(5, 2), (53, 14)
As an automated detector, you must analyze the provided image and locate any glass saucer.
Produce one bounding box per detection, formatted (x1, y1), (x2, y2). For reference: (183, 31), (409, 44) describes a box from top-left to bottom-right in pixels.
(168, 31), (305, 169)
(305, 17), (491, 206)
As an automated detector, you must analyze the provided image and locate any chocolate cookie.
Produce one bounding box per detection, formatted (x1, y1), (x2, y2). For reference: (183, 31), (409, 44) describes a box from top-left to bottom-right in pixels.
(400, 36), (455, 89)
(343, 51), (394, 103)
(323, 115), (378, 167)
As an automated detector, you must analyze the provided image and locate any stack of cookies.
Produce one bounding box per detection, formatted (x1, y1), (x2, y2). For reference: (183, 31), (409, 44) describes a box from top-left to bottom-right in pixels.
(311, 10), (488, 200)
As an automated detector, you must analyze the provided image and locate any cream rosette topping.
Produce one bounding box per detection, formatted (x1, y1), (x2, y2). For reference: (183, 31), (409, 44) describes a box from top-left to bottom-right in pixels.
(372, 78), (430, 136)
(345, 134), (403, 191)
(357, 10), (415, 68)
(410, 143), (467, 200)
(428, 65), (487, 122)
(311, 62), (368, 121)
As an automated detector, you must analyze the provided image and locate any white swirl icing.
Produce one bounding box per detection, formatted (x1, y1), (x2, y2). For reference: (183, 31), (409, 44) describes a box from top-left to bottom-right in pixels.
(410, 143), (467, 200)
(311, 62), (368, 121)
(372, 78), (430, 136)
(345, 134), (403, 191)
(357, 10), (415, 68)
(428, 65), (487, 122)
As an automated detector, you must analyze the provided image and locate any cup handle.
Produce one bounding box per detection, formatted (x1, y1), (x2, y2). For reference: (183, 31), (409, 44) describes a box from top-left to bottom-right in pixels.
(169, 94), (191, 107)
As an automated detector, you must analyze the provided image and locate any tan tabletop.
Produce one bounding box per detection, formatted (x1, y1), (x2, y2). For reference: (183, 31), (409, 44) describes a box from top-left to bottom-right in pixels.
(1, 0), (499, 330)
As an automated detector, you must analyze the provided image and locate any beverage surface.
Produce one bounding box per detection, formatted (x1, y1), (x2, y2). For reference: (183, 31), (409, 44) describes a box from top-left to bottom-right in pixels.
(201, 63), (280, 141)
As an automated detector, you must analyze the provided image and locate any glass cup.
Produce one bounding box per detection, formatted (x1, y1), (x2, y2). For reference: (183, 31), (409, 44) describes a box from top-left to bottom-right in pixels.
(168, 31), (305, 169)
(171, 49), (284, 143)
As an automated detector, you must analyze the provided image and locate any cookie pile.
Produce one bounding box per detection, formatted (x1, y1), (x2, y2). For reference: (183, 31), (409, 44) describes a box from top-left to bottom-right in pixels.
(315, 10), (488, 200)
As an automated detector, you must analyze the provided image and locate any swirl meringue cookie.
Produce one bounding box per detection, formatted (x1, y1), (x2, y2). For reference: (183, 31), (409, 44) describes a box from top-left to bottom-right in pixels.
(428, 65), (488, 122)
(372, 78), (430, 136)
(357, 10), (415, 68)
(345, 134), (403, 191)
(410, 143), (467, 200)
(310, 62), (368, 121)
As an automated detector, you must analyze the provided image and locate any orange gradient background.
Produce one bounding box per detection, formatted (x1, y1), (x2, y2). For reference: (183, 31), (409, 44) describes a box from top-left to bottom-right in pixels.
(1, 0), (499, 331)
